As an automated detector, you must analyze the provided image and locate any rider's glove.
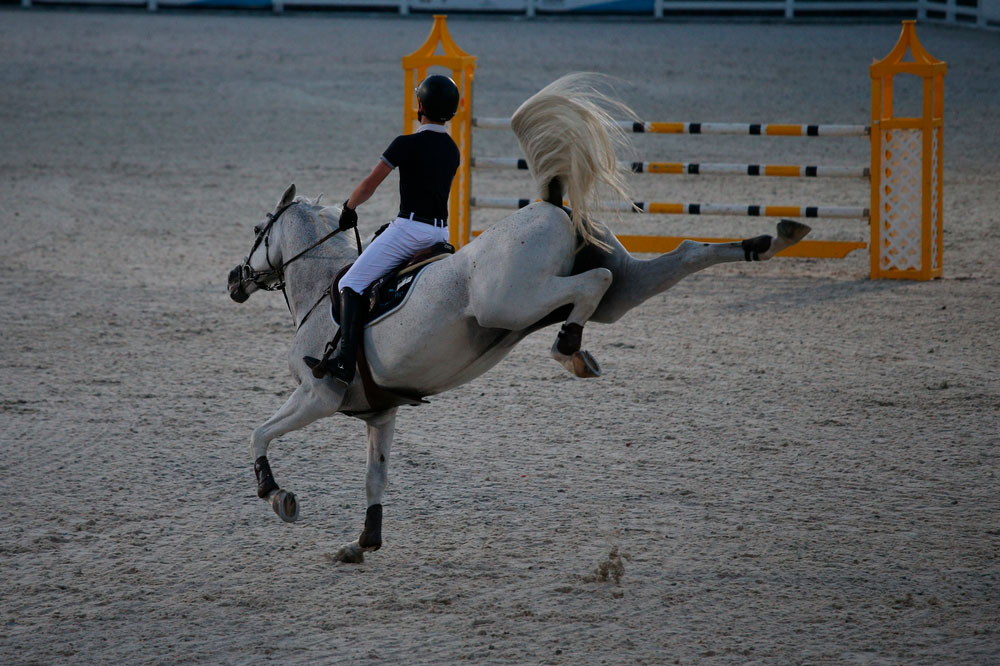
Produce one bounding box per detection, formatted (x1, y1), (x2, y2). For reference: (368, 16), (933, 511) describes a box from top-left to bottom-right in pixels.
(339, 200), (358, 232)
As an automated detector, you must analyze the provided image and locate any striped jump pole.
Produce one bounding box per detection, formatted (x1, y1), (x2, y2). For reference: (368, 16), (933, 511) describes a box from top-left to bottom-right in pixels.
(473, 117), (871, 137)
(472, 157), (870, 179)
(471, 197), (869, 220)
(469, 199), (869, 258)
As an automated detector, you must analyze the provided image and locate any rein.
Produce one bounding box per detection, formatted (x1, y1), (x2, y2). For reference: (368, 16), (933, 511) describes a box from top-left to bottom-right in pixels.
(284, 224), (362, 269)
(241, 201), (363, 328)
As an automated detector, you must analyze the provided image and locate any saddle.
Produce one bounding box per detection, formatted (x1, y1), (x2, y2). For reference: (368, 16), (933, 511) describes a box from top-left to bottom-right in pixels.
(322, 241), (455, 413)
(331, 241), (455, 326)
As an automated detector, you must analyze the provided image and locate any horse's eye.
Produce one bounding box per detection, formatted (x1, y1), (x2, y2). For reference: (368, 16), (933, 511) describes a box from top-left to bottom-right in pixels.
(253, 225), (262, 235)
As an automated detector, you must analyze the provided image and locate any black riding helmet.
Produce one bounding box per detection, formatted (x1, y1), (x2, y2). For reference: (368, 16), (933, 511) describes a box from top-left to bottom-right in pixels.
(416, 74), (460, 123)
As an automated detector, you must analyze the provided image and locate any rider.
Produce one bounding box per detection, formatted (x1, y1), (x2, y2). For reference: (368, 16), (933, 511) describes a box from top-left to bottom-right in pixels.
(305, 74), (461, 386)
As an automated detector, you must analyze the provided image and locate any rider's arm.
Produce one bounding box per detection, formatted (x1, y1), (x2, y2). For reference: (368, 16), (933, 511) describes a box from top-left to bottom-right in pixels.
(346, 160), (393, 210)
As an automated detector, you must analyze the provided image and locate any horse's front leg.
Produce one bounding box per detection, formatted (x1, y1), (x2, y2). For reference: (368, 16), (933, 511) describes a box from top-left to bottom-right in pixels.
(590, 219), (811, 323)
(335, 408), (397, 564)
(251, 380), (344, 522)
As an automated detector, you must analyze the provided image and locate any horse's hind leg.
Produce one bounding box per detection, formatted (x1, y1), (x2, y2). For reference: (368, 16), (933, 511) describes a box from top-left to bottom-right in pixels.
(473, 267), (613, 378)
(546, 268), (614, 377)
(335, 409), (397, 564)
(591, 219), (811, 323)
(250, 381), (343, 522)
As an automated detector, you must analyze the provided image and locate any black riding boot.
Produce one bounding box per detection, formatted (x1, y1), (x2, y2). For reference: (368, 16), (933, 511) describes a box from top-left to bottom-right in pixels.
(305, 287), (364, 385)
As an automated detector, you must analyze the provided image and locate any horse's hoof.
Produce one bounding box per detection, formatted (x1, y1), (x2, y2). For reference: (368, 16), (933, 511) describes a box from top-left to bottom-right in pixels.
(554, 349), (602, 378)
(763, 219), (811, 258)
(777, 219), (812, 243)
(269, 489), (299, 523)
(572, 350), (602, 378)
(334, 542), (365, 564)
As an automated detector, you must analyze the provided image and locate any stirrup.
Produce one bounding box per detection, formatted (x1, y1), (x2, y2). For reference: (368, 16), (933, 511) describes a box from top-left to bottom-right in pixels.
(304, 333), (342, 379)
(303, 356), (325, 377)
(326, 357), (355, 385)
(303, 355), (354, 384)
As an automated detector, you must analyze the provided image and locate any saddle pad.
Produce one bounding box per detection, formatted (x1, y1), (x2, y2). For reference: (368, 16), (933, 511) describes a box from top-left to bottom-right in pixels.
(327, 259), (435, 328)
(329, 242), (454, 325)
(367, 268), (421, 322)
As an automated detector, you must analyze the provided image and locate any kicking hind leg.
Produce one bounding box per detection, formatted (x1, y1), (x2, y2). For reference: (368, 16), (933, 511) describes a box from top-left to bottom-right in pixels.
(742, 219), (812, 261)
(250, 379), (344, 522)
(472, 267), (613, 378)
(590, 219), (811, 324)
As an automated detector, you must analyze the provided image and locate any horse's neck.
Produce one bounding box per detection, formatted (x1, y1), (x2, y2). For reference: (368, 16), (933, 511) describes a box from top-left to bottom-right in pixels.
(281, 206), (356, 325)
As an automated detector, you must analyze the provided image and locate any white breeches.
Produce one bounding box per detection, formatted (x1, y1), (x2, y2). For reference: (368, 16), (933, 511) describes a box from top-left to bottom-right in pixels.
(339, 217), (449, 294)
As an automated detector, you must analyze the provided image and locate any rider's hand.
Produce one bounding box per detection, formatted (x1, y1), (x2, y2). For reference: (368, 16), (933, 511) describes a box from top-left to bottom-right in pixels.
(339, 201), (358, 231)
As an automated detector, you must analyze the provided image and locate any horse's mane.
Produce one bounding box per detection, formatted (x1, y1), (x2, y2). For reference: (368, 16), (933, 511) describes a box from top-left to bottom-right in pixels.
(292, 194), (341, 234)
(510, 73), (637, 251)
(288, 195), (368, 254)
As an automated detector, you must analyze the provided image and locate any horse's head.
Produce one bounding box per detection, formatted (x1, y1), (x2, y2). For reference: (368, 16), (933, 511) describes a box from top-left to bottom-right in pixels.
(228, 184), (298, 303)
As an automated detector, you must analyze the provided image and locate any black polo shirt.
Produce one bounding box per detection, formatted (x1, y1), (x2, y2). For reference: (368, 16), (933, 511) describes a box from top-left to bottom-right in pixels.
(382, 125), (460, 221)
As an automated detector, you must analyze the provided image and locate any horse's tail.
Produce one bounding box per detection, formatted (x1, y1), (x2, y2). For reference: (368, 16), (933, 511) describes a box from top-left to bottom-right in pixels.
(510, 73), (636, 251)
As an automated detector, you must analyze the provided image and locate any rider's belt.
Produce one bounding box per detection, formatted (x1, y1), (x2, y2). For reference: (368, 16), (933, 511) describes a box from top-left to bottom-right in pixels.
(399, 211), (448, 228)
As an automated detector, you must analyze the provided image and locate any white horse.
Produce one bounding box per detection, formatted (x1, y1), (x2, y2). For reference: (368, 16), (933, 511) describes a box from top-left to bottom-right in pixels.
(228, 75), (810, 563)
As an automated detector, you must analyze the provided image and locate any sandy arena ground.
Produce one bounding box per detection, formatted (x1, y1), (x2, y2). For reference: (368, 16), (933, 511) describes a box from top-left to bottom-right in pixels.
(1, 8), (998, 664)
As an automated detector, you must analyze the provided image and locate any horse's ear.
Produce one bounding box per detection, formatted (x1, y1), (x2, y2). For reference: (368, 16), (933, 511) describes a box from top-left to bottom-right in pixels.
(279, 183), (296, 208)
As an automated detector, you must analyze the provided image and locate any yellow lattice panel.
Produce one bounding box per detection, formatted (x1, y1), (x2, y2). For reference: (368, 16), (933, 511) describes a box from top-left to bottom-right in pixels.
(869, 21), (946, 280)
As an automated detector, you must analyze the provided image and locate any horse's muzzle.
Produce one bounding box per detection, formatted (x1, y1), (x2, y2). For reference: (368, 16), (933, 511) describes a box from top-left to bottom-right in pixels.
(228, 265), (250, 303)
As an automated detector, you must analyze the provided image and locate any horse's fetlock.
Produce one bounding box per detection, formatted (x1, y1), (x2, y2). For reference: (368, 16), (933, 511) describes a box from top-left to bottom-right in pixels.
(359, 504), (383, 551)
(741, 235), (772, 262)
(255, 456), (279, 499)
(556, 322), (583, 355)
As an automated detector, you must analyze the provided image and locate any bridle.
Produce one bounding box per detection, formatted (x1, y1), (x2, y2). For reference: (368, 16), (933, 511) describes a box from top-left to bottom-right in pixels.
(238, 200), (297, 293)
(236, 200), (362, 326)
